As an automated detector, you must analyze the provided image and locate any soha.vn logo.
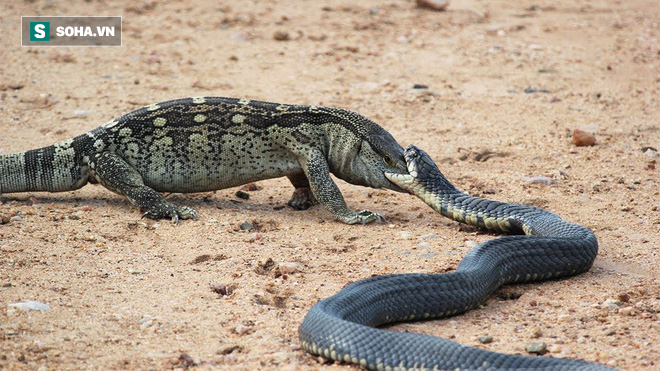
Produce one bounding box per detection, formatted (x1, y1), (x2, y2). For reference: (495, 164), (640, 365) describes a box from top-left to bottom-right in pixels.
(29, 21), (115, 41)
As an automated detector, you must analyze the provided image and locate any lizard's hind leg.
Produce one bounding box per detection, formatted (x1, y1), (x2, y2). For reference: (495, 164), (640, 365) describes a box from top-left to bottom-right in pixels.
(286, 172), (317, 210)
(89, 152), (198, 222)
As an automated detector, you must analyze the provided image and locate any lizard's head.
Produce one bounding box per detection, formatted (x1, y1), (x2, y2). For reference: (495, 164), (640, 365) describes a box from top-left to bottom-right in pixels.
(322, 108), (408, 192)
(347, 130), (408, 193)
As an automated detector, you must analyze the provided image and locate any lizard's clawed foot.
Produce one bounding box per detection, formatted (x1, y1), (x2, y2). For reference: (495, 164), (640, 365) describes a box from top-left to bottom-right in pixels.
(288, 187), (317, 210)
(343, 210), (385, 225)
(141, 204), (198, 223)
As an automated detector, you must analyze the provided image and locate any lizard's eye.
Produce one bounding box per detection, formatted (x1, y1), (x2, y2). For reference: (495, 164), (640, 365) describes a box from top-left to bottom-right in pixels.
(383, 155), (392, 165)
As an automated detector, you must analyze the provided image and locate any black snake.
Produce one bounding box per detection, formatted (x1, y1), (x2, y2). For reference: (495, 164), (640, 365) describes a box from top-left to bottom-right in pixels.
(299, 145), (612, 370)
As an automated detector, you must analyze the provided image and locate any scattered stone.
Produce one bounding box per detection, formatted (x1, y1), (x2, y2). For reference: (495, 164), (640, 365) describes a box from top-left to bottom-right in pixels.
(247, 233), (263, 242)
(235, 190), (250, 200)
(421, 252), (438, 259)
(416, 0), (450, 11)
(234, 324), (250, 335)
(522, 176), (555, 185)
(278, 262), (300, 274)
(617, 293), (630, 303)
(74, 109), (93, 115)
(191, 254), (211, 264)
(398, 231), (414, 240)
(178, 353), (195, 368)
(572, 196), (591, 202)
(465, 240), (477, 249)
(548, 344), (563, 353)
(8, 301), (50, 311)
(619, 307), (634, 316)
(601, 298), (622, 310)
(478, 335), (493, 344)
(557, 314), (572, 323)
(255, 257), (276, 275)
(239, 221), (254, 231)
(273, 30), (290, 41)
(524, 88), (551, 94)
(412, 84), (429, 89)
(218, 345), (243, 355)
(529, 326), (543, 338)
(241, 183), (260, 191)
(0, 215), (10, 224)
(644, 148), (659, 158)
(572, 129), (597, 146)
(525, 342), (548, 355)
(211, 285), (227, 296)
(420, 233), (437, 240)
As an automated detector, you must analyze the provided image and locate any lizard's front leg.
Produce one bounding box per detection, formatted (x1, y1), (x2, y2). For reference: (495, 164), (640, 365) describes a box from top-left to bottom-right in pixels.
(300, 149), (383, 225)
(89, 152), (197, 222)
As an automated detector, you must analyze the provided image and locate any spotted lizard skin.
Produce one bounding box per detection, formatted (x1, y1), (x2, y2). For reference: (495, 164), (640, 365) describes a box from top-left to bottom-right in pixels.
(0, 97), (407, 223)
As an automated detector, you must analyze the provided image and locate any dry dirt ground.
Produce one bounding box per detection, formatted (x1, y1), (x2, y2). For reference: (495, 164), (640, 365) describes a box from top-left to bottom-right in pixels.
(1, 0), (659, 370)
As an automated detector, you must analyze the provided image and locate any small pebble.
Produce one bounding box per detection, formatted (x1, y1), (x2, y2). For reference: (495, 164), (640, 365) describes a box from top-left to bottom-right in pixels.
(617, 293), (630, 303)
(273, 30), (290, 41)
(478, 335), (493, 344)
(529, 325), (543, 338)
(235, 191), (250, 200)
(8, 301), (50, 311)
(525, 342), (548, 355)
(465, 240), (477, 249)
(178, 353), (195, 368)
(398, 231), (414, 240)
(573, 129), (597, 146)
(234, 324), (250, 335)
(419, 233), (437, 240)
(278, 262), (300, 274)
(523, 176), (555, 185)
(558, 314), (572, 323)
(416, 0), (450, 11)
(241, 183), (260, 191)
(619, 307), (634, 316)
(239, 221), (254, 231)
(247, 233), (263, 242)
(420, 252), (437, 259)
(548, 344), (563, 353)
(211, 285), (228, 296)
(643, 148), (658, 158)
(601, 298), (622, 310)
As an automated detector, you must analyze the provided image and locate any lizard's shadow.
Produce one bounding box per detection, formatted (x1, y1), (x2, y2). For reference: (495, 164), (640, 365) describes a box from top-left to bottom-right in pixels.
(0, 192), (299, 220)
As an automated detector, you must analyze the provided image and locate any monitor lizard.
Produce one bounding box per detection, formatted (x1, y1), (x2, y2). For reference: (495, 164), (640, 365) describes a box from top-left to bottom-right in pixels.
(0, 97), (408, 224)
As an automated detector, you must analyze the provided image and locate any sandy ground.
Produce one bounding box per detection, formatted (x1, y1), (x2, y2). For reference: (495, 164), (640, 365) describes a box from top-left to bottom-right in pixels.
(1, 0), (659, 370)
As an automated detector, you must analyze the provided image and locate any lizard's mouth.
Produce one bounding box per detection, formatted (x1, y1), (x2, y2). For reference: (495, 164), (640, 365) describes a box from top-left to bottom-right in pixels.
(383, 171), (412, 194)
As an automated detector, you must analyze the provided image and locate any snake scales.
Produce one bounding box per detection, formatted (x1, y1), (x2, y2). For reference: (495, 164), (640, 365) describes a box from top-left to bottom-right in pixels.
(299, 145), (612, 370)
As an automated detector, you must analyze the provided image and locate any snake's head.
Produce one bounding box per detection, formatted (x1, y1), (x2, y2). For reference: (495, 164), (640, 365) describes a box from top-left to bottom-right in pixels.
(384, 145), (447, 195)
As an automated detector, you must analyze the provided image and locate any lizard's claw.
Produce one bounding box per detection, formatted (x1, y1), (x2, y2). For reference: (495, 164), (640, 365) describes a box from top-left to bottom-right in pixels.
(344, 210), (385, 225)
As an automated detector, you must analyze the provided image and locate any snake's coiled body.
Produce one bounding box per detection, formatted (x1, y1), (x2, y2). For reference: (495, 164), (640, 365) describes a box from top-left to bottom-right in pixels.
(299, 145), (611, 370)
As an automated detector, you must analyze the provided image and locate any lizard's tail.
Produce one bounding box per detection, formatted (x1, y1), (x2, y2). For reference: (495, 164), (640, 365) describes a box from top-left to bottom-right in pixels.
(0, 136), (90, 194)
